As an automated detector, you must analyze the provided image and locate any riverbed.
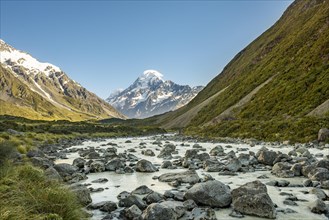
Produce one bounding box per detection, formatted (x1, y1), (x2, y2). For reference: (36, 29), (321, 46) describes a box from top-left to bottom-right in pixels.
(56, 134), (329, 220)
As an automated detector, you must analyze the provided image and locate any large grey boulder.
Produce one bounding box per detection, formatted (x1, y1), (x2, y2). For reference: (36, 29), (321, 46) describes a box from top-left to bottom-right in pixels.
(195, 152), (210, 161)
(316, 159), (329, 170)
(132, 185), (153, 195)
(119, 194), (147, 210)
(231, 180), (276, 219)
(309, 167), (329, 182)
(143, 149), (155, 157)
(318, 128), (329, 142)
(54, 163), (78, 180)
(257, 149), (278, 166)
(135, 159), (158, 172)
(99, 201), (118, 213)
(271, 162), (294, 178)
(158, 170), (200, 184)
(124, 204), (142, 219)
(309, 199), (328, 214)
(157, 144), (176, 158)
(160, 201), (186, 218)
(90, 161), (105, 173)
(309, 188), (328, 201)
(105, 158), (125, 171)
(142, 201), (185, 220)
(72, 158), (86, 169)
(26, 149), (45, 158)
(70, 185), (92, 206)
(44, 167), (63, 182)
(86, 151), (100, 159)
(144, 192), (164, 204)
(184, 180), (231, 208)
(203, 159), (223, 172)
(182, 149), (200, 168)
(226, 158), (242, 172)
(209, 145), (224, 156)
(30, 157), (54, 169)
(188, 207), (217, 220)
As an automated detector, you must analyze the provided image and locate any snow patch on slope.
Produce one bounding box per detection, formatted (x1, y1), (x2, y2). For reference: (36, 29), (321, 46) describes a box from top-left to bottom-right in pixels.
(0, 45), (61, 76)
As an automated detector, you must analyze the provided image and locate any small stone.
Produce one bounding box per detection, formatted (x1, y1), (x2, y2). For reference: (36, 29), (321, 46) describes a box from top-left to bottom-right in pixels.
(169, 180), (181, 187)
(132, 185), (153, 195)
(266, 180), (278, 186)
(309, 188), (328, 201)
(277, 180), (290, 187)
(303, 179), (312, 187)
(183, 199), (197, 211)
(91, 178), (108, 183)
(99, 201), (117, 213)
(309, 199), (328, 214)
(229, 210), (244, 218)
(124, 204), (142, 219)
(283, 200), (298, 206)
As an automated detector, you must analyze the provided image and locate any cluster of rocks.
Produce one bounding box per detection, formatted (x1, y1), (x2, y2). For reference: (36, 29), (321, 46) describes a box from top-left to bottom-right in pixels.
(88, 178), (278, 220)
(25, 132), (329, 219)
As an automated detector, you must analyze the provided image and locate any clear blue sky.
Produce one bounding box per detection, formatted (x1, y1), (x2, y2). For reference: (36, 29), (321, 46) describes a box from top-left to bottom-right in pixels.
(1, 0), (292, 99)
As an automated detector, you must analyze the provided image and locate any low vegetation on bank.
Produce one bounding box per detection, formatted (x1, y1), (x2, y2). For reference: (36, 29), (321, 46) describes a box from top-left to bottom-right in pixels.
(0, 115), (165, 220)
(0, 141), (85, 220)
(186, 117), (329, 143)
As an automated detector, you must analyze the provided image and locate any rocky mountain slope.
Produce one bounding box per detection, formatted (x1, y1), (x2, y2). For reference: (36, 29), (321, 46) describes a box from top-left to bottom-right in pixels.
(149, 0), (329, 142)
(0, 40), (124, 121)
(107, 70), (203, 118)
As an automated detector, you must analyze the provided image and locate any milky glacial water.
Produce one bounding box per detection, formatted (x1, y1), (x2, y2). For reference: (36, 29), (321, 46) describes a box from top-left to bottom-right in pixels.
(56, 135), (329, 220)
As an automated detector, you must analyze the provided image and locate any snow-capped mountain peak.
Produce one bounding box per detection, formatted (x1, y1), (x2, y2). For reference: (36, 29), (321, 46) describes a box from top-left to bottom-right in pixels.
(0, 39), (61, 76)
(107, 70), (204, 119)
(0, 39), (124, 120)
(141, 69), (164, 80)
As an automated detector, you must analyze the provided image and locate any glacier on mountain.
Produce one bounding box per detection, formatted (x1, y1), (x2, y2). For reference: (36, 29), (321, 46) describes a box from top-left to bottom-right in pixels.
(107, 70), (204, 119)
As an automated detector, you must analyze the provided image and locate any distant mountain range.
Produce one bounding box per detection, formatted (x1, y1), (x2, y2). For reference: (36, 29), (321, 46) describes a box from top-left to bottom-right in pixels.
(107, 70), (204, 118)
(0, 39), (124, 121)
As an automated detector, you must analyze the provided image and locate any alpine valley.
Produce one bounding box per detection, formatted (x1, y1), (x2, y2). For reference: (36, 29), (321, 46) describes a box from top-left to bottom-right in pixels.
(1, 1), (329, 220)
(0, 40), (124, 121)
(143, 0), (329, 142)
(107, 70), (204, 119)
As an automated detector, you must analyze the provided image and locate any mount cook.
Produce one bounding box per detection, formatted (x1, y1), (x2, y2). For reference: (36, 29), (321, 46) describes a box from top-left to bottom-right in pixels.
(107, 70), (204, 119)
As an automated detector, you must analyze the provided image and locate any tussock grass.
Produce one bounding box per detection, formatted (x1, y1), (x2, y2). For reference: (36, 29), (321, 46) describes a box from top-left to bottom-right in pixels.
(0, 141), (85, 220)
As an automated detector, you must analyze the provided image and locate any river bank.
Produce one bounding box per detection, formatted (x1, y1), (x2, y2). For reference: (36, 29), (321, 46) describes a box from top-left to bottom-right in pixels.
(42, 134), (329, 219)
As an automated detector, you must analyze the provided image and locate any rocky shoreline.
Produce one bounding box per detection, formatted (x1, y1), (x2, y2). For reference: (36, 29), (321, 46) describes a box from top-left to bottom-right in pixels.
(27, 134), (329, 219)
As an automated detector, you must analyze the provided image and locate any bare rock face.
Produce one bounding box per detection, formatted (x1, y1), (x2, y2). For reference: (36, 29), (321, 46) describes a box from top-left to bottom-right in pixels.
(231, 180), (276, 219)
(318, 128), (329, 142)
(184, 180), (232, 208)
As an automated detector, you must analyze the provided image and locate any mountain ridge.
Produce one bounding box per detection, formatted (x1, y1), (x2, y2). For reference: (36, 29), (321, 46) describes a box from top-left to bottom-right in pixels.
(107, 70), (204, 119)
(0, 39), (125, 121)
(146, 0), (329, 142)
